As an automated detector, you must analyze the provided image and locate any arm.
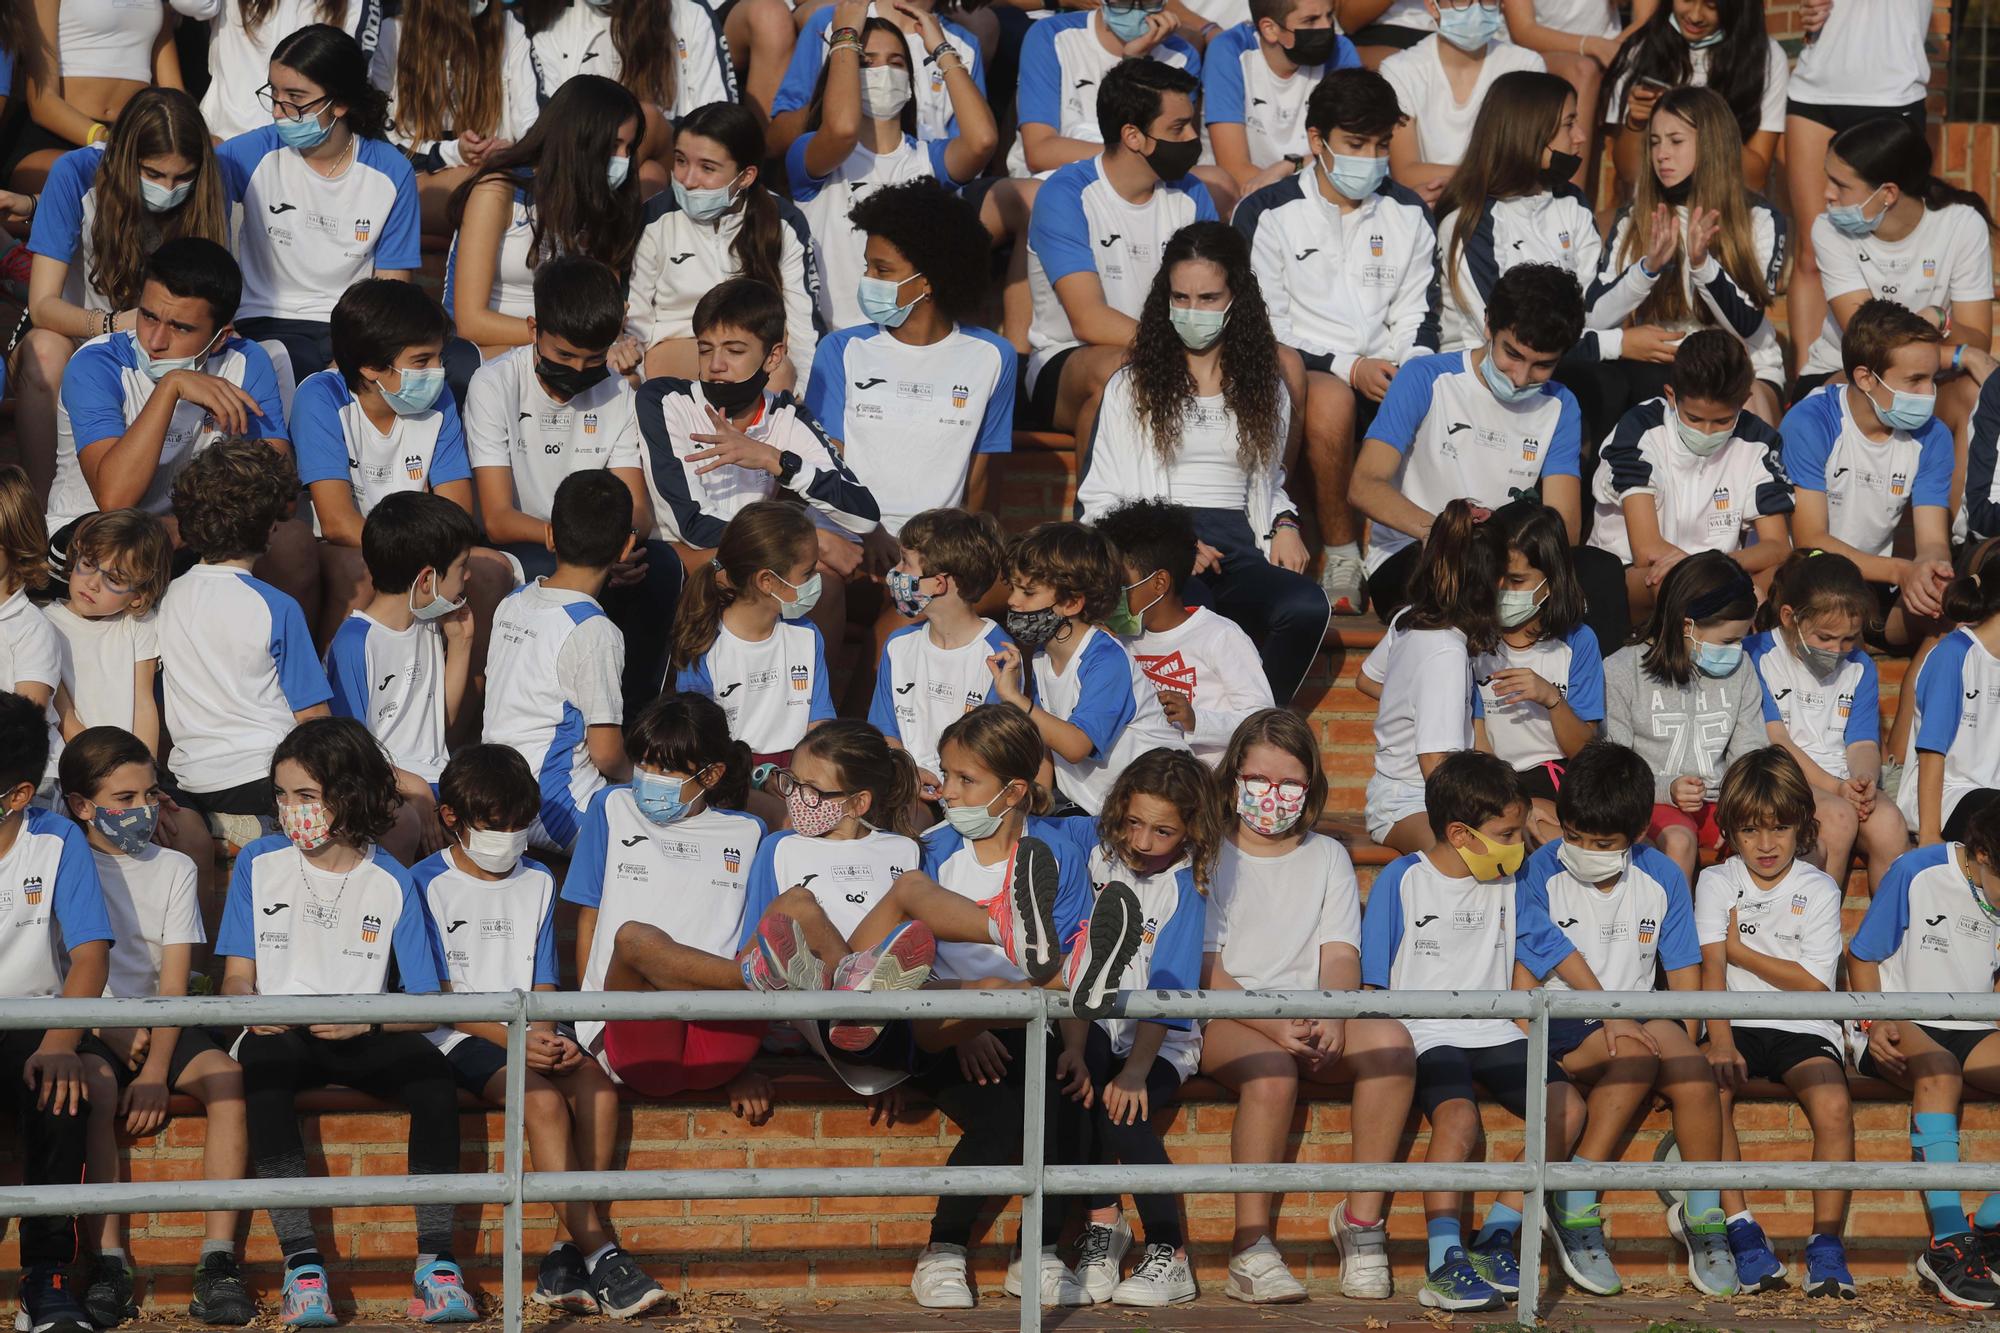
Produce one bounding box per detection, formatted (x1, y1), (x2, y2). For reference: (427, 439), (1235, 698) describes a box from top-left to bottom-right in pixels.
(1917, 748), (1945, 845)
(1384, 117), (1451, 207)
(451, 179), (534, 350)
(1019, 123), (1104, 174)
(25, 0), (107, 146)
(307, 480), (367, 548)
(1051, 271), (1140, 348)
(1787, 488), (1910, 587)
(587, 727), (628, 782)
(931, 18), (998, 183)
(1732, 513), (1791, 576)
(1541, 473), (1582, 546)
(1501, 0), (1619, 61)
(131, 658), (159, 756)
(801, 6), (866, 180)
(1739, 130), (1778, 192)
(473, 468), (546, 547)
(78, 370), (267, 511)
(1347, 438), (1432, 541)
(1724, 925), (1830, 992)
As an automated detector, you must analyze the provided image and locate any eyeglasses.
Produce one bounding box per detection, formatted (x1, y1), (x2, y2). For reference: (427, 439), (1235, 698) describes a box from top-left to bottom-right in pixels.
(1102, 0), (1167, 13)
(772, 770), (851, 808)
(1239, 775), (1309, 801)
(72, 557), (133, 596)
(256, 83), (332, 122)
(1436, 0), (1499, 9)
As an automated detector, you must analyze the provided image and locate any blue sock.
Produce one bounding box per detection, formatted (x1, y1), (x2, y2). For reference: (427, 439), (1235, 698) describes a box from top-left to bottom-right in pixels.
(1426, 1217), (1462, 1270)
(1913, 1112), (1966, 1240)
(1552, 1157), (1597, 1221)
(1688, 1189), (1722, 1219)
(1474, 1202), (1523, 1248)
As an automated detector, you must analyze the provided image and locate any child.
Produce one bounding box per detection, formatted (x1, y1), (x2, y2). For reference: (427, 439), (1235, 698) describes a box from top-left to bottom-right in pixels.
(1358, 748), (1585, 1313)
(1359, 499), (1502, 853)
(1200, 709), (1414, 1303)
(159, 440), (334, 837)
(1513, 740), (1735, 1299)
(214, 717), (474, 1328)
(414, 744), (667, 1319)
(325, 493), (479, 861)
(1379, 0), (1547, 200)
(1096, 499), (1275, 767)
(1747, 550), (1906, 891)
(1695, 746), (1855, 1299)
(1897, 542), (2000, 844)
(46, 511), (170, 753)
(987, 522), (1185, 816)
(0, 465), (63, 799)
(60, 728), (253, 1328)
(870, 508), (1015, 794)
(1848, 809), (2000, 1309)
(1589, 329), (1795, 620)
(1059, 748), (1215, 1307)
(1603, 550), (1765, 886)
(1474, 499), (1602, 847)
(482, 469), (635, 855)
(1202, 0), (1359, 192)
(0, 690), (114, 1333)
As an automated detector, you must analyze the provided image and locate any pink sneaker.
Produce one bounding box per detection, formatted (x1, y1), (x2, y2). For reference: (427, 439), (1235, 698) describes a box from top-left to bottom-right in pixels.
(977, 836), (1061, 982)
(739, 911), (824, 992)
(828, 921), (935, 1052)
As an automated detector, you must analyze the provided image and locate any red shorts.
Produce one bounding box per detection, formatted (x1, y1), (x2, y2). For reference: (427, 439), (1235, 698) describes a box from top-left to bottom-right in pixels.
(600, 1019), (767, 1098)
(1648, 801), (1724, 850)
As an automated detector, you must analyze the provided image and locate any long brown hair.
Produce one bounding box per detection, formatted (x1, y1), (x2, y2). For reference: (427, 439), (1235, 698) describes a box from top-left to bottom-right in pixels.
(515, 0), (679, 111)
(795, 720), (926, 839)
(937, 704), (1052, 817)
(1098, 747), (1225, 890)
(392, 0), (506, 143)
(1401, 498), (1504, 655)
(88, 90), (230, 314)
(674, 103), (784, 294)
(668, 501), (817, 672)
(1440, 70), (1575, 317)
(1620, 86), (1770, 327)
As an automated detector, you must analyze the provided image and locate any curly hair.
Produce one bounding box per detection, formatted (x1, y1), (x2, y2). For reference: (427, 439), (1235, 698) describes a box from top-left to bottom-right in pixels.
(1098, 746), (1225, 890)
(1006, 521), (1124, 626)
(171, 438), (299, 564)
(1127, 222), (1284, 475)
(272, 717), (404, 847)
(847, 179), (993, 327)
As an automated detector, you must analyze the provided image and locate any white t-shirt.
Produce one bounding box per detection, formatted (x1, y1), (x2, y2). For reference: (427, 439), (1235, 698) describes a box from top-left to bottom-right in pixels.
(1897, 627), (2000, 833)
(45, 603), (157, 735)
(1128, 607), (1275, 764)
(190, 0), (381, 140)
(1787, 0), (1932, 108)
(1589, 398), (1795, 562)
(1850, 842), (2000, 1030)
(0, 809), (115, 1000)
(213, 838), (443, 997)
(674, 620), (837, 757)
(95, 845), (205, 1001)
(1693, 856), (1844, 1047)
(325, 612), (450, 783)
(867, 620), (1013, 778)
(465, 345), (644, 524)
(788, 133), (957, 336)
(1201, 23), (1352, 168)
(1746, 630), (1878, 783)
(1379, 36), (1546, 167)
(0, 587), (67, 792)
(1032, 626), (1188, 815)
(1472, 624), (1605, 770)
(291, 369), (472, 521)
(1780, 382), (1954, 558)
(1362, 611), (1471, 785)
(414, 848), (560, 1052)
(1805, 204), (1996, 376)
(26, 145), (124, 314)
(1087, 847), (1206, 1079)
(1531, 0), (1618, 39)
(1608, 37), (1789, 135)
(1205, 833), (1360, 992)
(744, 828), (919, 941)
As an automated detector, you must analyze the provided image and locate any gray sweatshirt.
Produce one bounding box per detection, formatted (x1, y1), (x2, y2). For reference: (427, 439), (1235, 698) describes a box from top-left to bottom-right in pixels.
(1602, 644), (1770, 802)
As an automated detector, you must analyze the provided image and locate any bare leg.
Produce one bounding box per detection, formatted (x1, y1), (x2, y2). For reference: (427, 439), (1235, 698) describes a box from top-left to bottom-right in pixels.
(1887, 633), (1942, 762)
(482, 1068), (610, 1249)
(1648, 1019), (1723, 1164)
(1654, 824), (1697, 890)
(1303, 1017), (1414, 1226)
(1305, 370), (1360, 546)
(1380, 811), (1433, 854)
(642, 338), (700, 381)
(724, 0), (800, 120)
(1716, 1084), (1745, 1217)
(602, 920), (744, 992)
(1421, 1098), (1483, 1234)
(83, 1054), (123, 1255)
(11, 329), (74, 504)
(850, 868), (995, 953)
(553, 1057), (623, 1238)
(979, 178), (1039, 353)
(1808, 789), (1858, 889)
(1558, 1028), (1661, 1165)
(1051, 344), (1127, 437)
(1198, 1018), (1301, 1253)
(1787, 1059), (1853, 1235)
(178, 1050), (247, 1245)
(1857, 797), (1907, 892)
(767, 884), (856, 964)
(255, 517), (322, 637)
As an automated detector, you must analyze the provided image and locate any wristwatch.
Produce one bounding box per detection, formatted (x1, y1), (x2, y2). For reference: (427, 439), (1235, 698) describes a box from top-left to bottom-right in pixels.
(776, 449), (802, 486)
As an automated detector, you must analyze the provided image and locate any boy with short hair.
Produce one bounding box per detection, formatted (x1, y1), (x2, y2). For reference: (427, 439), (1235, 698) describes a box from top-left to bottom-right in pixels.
(1358, 749), (1584, 1313)
(481, 470), (634, 854)
(1093, 497), (1274, 765)
(869, 507), (1014, 792)
(986, 521), (1186, 814)
(158, 439), (332, 834)
(1202, 0), (1359, 193)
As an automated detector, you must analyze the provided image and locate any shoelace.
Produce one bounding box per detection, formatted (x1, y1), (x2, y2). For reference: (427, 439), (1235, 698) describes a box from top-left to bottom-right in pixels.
(1077, 1228), (1114, 1268)
(1130, 1246), (1176, 1280)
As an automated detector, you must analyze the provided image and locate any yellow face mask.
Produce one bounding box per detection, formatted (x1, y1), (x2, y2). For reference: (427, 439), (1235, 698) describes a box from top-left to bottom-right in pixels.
(1456, 825), (1525, 882)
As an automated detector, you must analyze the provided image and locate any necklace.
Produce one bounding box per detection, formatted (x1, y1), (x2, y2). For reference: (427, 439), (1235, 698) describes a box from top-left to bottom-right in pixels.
(298, 848), (354, 929)
(1959, 845), (2000, 924)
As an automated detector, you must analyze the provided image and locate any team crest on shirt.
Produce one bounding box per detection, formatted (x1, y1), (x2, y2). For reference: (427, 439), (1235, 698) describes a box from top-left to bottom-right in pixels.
(723, 846), (743, 873)
(1558, 230), (1571, 250)
(403, 452), (425, 480)
(1140, 915), (1159, 946)
(1712, 488), (1731, 511)
(1924, 258), (1938, 279)
(1891, 472), (1909, 496)
(1369, 233), (1384, 258)
(964, 689), (984, 712)
(361, 913), (382, 943)
(1520, 438), (1539, 463)
(20, 875), (42, 906)
(1837, 691), (1854, 718)
(790, 663), (810, 692)
(1637, 916), (1657, 945)
(583, 413), (599, 436)
(354, 218), (372, 242)
(952, 383), (970, 409)
(1790, 892), (1809, 916)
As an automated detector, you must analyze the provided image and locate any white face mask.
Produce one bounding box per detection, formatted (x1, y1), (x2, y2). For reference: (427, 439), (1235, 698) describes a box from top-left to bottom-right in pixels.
(860, 65), (913, 121)
(462, 826), (530, 874)
(1556, 840), (1630, 884)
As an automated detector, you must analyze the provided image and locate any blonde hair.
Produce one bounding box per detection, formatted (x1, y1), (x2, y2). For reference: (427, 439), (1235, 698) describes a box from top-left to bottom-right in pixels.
(1621, 86), (1771, 327)
(0, 467), (49, 592)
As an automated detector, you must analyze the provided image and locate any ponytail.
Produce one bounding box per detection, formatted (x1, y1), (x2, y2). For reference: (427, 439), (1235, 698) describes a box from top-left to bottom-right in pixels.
(1830, 116), (1996, 230)
(1401, 498), (1504, 653)
(1944, 542), (2000, 625)
(1753, 548), (1873, 635)
(674, 105), (787, 295)
(938, 704), (1052, 816)
(796, 720), (927, 840)
(669, 501), (816, 673)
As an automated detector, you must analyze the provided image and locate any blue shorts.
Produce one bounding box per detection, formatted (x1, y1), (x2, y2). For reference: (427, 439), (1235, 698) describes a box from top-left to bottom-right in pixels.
(443, 1035), (510, 1096)
(1548, 1018), (1602, 1060)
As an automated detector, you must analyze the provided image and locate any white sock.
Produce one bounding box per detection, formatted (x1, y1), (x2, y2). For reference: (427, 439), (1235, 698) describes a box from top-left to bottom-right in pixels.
(986, 919), (1002, 946)
(585, 1243), (617, 1272)
(1728, 1210), (1755, 1227)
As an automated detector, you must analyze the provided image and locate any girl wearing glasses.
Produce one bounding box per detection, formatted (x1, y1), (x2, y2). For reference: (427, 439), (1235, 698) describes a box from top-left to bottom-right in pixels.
(216, 23), (420, 383)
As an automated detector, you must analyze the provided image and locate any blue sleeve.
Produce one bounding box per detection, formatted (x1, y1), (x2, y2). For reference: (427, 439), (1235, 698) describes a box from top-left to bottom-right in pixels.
(1028, 168), (1096, 285)
(673, 654), (714, 700)
(867, 637), (901, 740)
(741, 833), (788, 936)
(1745, 631), (1785, 723)
(1510, 848), (1569, 978)
(1913, 637), (1970, 755)
(1141, 870), (1206, 1030)
(1190, 179), (1219, 223)
(785, 132), (831, 197)
(1363, 352), (1448, 452)
(1358, 859), (1406, 988)
(1471, 685), (1486, 719)
(324, 617), (373, 722)
(290, 377), (352, 486)
(1563, 626), (1604, 723)
(390, 871), (446, 993)
(1651, 855), (1703, 973)
(972, 331), (1015, 453)
(807, 624), (836, 723)
(60, 343), (133, 452)
(375, 153), (424, 271)
(1779, 393), (1832, 492)
(25, 150), (93, 264)
(49, 821), (113, 947)
(1544, 388), (1583, 478)
(1201, 34), (1247, 125)
(1015, 19), (1062, 129)
(557, 790), (615, 908)
(429, 398), (471, 487)
(925, 136), (968, 188)
(214, 130), (264, 202)
(531, 875), (560, 986)
(1333, 33), (1360, 67)
(239, 344), (288, 441)
(260, 585), (333, 711)
(1849, 855), (1916, 962)
(1914, 419), (1955, 510)
(0, 49), (12, 97)
(771, 10), (831, 116)
(214, 843), (263, 958)
(1848, 656), (1881, 747)
(803, 329), (848, 438)
(1065, 636), (1139, 759)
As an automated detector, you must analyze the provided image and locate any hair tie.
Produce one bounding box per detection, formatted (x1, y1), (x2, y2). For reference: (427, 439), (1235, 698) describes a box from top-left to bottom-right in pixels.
(710, 557), (723, 571)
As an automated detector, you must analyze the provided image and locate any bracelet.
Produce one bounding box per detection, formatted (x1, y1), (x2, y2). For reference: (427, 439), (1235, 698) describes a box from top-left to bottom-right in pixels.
(86, 122), (109, 146)
(101, 310), (112, 337)
(1271, 516), (1300, 532)
(829, 36), (863, 57)
(1578, 33), (1588, 55)
(1200, 20), (1219, 35)
(828, 24), (861, 45)
(1955, 343), (1967, 373)
(1638, 257), (1660, 279)
(929, 37), (957, 63)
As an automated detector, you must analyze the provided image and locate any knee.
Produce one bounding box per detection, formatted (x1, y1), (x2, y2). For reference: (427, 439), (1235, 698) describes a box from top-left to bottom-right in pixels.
(1237, 1067), (1300, 1109)
(771, 884), (818, 916)
(1818, 798), (1857, 843)
(525, 1083), (569, 1122)
(22, 330), (70, 390)
(613, 919), (671, 957)
(1428, 1104), (1481, 1155)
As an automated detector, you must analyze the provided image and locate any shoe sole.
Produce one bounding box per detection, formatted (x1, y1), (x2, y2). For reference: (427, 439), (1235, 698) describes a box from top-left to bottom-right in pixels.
(1070, 883), (1143, 1020)
(594, 1287), (672, 1319)
(1543, 1215), (1622, 1296)
(1001, 1275), (1085, 1307)
(1417, 1286), (1502, 1312)
(189, 1298), (257, 1327)
(1804, 1276), (1858, 1300)
(1223, 1279), (1306, 1304)
(1666, 1206), (1739, 1299)
(1917, 1255), (1999, 1310)
(1468, 1260), (1519, 1298)
(528, 1290), (601, 1315)
(280, 1311), (337, 1329)
(409, 1296), (479, 1323)
(829, 922), (936, 1052)
(758, 913), (825, 992)
(1006, 836), (1061, 982)
(1111, 1288), (1198, 1307)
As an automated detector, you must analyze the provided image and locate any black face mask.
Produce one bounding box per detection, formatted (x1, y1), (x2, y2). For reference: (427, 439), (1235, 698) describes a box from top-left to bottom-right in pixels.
(1143, 133), (1203, 183)
(1283, 25), (1340, 66)
(537, 355), (611, 400)
(1661, 175), (1694, 205)
(1543, 149), (1583, 186)
(703, 364), (771, 414)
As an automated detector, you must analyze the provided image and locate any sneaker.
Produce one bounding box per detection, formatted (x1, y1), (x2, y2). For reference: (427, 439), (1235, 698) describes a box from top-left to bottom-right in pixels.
(1919, 1232), (2000, 1309)
(979, 836), (1061, 982)
(277, 1264), (336, 1329)
(827, 921), (935, 1052)
(587, 1247), (671, 1319)
(408, 1260), (476, 1324)
(739, 912), (824, 993)
(1074, 1217), (1132, 1304)
(1320, 549), (1367, 616)
(1544, 1204), (1622, 1296)
(1726, 1216), (1787, 1292)
(1002, 1247), (1087, 1307)
(1331, 1206), (1392, 1299)
(1666, 1204), (1739, 1298)
(1109, 1244), (1196, 1307)
(1419, 1248), (1502, 1313)
(1804, 1232), (1856, 1300)
(1224, 1237), (1306, 1304)
(910, 1244), (975, 1309)
(1065, 881), (1143, 1020)
(81, 1258), (135, 1327)
(1977, 1220), (2000, 1270)
(1468, 1229), (1520, 1297)
(188, 1253), (256, 1326)
(15, 1268), (94, 1333)
(529, 1245), (598, 1314)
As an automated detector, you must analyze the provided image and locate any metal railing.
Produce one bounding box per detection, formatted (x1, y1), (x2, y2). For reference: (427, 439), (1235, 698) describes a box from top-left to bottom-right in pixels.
(5, 986), (2000, 1331)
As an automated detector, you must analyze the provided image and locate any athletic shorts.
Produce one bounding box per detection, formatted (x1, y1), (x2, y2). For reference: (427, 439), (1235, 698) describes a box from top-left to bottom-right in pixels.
(1365, 771), (1427, 844)
(1415, 1039), (1570, 1119)
(1858, 1024), (2000, 1080)
(1785, 98), (1927, 137)
(1789, 371), (1836, 407)
(598, 1018), (767, 1098)
(79, 1024), (228, 1091)
(443, 1035), (511, 1096)
(1347, 22), (1427, 48)
(1649, 800), (1723, 850)
(1548, 1018), (1603, 1061)
(1517, 761), (1566, 803)
(1023, 344), (1077, 431)
(1718, 1025), (1843, 1082)
(176, 776), (278, 821)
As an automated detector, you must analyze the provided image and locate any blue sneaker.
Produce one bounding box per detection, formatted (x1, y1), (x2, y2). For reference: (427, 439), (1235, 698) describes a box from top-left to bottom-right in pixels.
(1419, 1247), (1503, 1312)
(1726, 1217), (1787, 1292)
(279, 1264), (337, 1328)
(1804, 1232), (1856, 1300)
(409, 1261), (477, 1324)
(1468, 1229), (1520, 1297)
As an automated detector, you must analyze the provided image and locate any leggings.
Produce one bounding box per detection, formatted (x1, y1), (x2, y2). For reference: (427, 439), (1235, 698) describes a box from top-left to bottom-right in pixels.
(1183, 507), (1332, 706)
(238, 1027), (462, 1258)
(0, 1029), (87, 1267)
(1080, 1023), (1185, 1249)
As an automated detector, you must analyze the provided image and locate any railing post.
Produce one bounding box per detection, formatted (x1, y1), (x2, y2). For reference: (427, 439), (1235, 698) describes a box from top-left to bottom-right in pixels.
(1516, 987), (1550, 1320)
(503, 989), (529, 1333)
(1017, 987), (1048, 1333)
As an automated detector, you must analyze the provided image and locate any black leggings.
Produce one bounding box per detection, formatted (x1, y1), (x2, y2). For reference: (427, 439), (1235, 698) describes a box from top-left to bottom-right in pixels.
(238, 1028), (462, 1258)
(1183, 508), (1332, 706)
(1080, 1024), (1184, 1249)
(0, 1029), (87, 1268)
(1555, 357), (1674, 453)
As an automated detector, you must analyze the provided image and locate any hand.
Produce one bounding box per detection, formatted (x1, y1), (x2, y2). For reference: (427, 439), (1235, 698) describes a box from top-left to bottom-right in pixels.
(1643, 204), (1681, 273)
(1122, 9), (1177, 54)
(955, 1031), (1012, 1085)
(1623, 323), (1680, 365)
(1603, 1018), (1660, 1058)
(525, 1029), (567, 1071)
(1580, 33), (1618, 64)
(1801, 0), (1831, 34)
(0, 189), (33, 223)
(1864, 1020), (1906, 1077)
(1304, 1017), (1345, 1070)
(24, 1046), (86, 1114)
(551, 1035), (587, 1073)
(1486, 667), (1560, 710)
(1270, 525), (1308, 573)
(1706, 1039), (1748, 1091)
(308, 1024), (371, 1040)
(1411, 175), (1446, 208)
(831, 0), (869, 33)
(727, 1069), (775, 1124)
(917, 767), (943, 801)
(438, 600), (474, 647)
(121, 1078), (171, 1138)
(1845, 775), (1877, 818)
(1193, 540), (1224, 576)
(861, 525), (902, 581)
(607, 545), (648, 589)
(1670, 774), (1706, 814)
(816, 527), (863, 580)
(1104, 1066), (1150, 1125)
(607, 335), (646, 378)
(1351, 357), (1396, 402)
(1899, 557), (1952, 620)
(1156, 689), (1195, 733)
(1685, 205), (1721, 271)
(987, 642), (1028, 706)
(1624, 80), (1661, 126)
(247, 1024), (291, 1036)
(1960, 345), (2000, 386)
(687, 405), (783, 477)
(1645, 545), (1690, 588)
(1055, 1046), (1093, 1106)
(889, 0), (946, 46)
(165, 370), (265, 436)
(1267, 1018), (1319, 1063)
(868, 1085), (909, 1126)
(455, 130), (492, 166)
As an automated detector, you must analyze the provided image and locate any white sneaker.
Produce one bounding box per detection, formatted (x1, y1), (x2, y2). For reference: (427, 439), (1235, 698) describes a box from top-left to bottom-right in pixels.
(1225, 1237), (1306, 1304)
(911, 1245), (974, 1309)
(1319, 549), (1367, 616)
(1002, 1247), (1087, 1307)
(1111, 1244), (1198, 1307)
(1332, 1205), (1393, 1299)
(1074, 1217), (1132, 1304)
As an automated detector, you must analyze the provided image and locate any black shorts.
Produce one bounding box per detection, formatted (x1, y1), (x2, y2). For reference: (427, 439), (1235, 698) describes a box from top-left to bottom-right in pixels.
(1363, 542), (1420, 621)
(1548, 1018), (1602, 1061)
(1785, 98), (1928, 138)
(175, 776), (276, 820)
(1516, 761), (1566, 803)
(1347, 22), (1427, 49)
(1790, 371), (1836, 407)
(442, 1035), (510, 1096)
(1022, 345), (1076, 432)
(1858, 1024), (2000, 1080)
(1945, 789), (2000, 844)
(3, 121), (82, 183)
(1416, 1039), (1571, 1119)
(79, 1024), (229, 1091)
(1718, 1025), (1843, 1082)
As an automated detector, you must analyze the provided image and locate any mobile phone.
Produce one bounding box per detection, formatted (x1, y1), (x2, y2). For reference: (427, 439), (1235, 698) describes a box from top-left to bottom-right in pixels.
(1636, 76), (1673, 93)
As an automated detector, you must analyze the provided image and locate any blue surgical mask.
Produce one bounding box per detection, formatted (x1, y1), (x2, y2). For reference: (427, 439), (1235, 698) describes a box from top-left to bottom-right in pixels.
(274, 108), (334, 151)
(1668, 12), (1723, 48)
(379, 365), (445, 417)
(131, 329), (219, 382)
(607, 154), (632, 189)
(1672, 405), (1737, 457)
(771, 569), (823, 618)
(1866, 378), (1937, 432)
(1321, 151), (1388, 201)
(1436, 1), (1500, 52)
(944, 789), (1013, 841)
(1688, 631), (1744, 678)
(1825, 186), (1886, 238)
(409, 571), (465, 622)
(857, 273), (925, 328)
(92, 802), (160, 856)
(1479, 345), (1540, 404)
(632, 769), (697, 825)
(1101, 2), (1160, 42)
(141, 177), (192, 213)
(673, 173), (742, 225)
(1168, 303), (1229, 351)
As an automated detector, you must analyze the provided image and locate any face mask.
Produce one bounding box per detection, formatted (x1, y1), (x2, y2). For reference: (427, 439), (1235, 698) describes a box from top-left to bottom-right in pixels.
(1825, 186), (1887, 238)
(770, 569), (822, 618)
(1672, 404), (1736, 457)
(944, 788), (1013, 840)
(536, 355), (611, 400)
(378, 365), (445, 417)
(672, 172), (742, 224)
(141, 177), (192, 212)
(1866, 378), (1937, 432)
(132, 329), (220, 383)
(786, 786), (849, 838)
(1006, 605), (1066, 651)
(279, 798), (335, 852)
(275, 107), (334, 151)
(1480, 345), (1540, 404)
(1282, 24), (1340, 65)
(409, 570), (466, 622)
(1321, 151), (1388, 201)
(860, 65), (913, 121)
(1102, 3), (1158, 41)
(461, 826), (529, 873)
(1496, 578), (1546, 629)
(1143, 133), (1203, 183)
(1687, 630), (1744, 678)
(470, 0), (489, 15)
(887, 568), (935, 618)
(1436, 2), (1500, 52)
(1169, 303), (1229, 351)
(606, 154), (632, 189)
(857, 273), (926, 328)
(1456, 825), (1524, 881)
(1236, 779), (1305, 837)
(632, 768), (699, 825)
(1543, 148), (1583, 186)
(702, 364), (770, 414)
(1668, 12), (1723, 48)
(1103, 592), (1143, 637)
(1557, 840), (1630, 884)
(1792, 630), (1844, 679)
(91, 802), (160, 856)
